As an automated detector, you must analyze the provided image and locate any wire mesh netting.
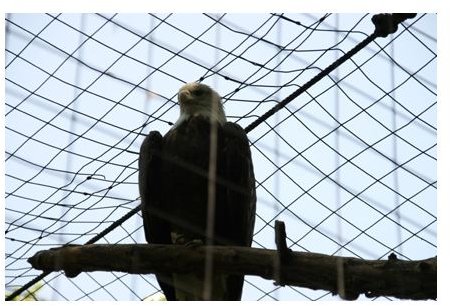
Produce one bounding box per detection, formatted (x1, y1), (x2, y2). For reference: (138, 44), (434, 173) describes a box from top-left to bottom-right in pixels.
(5, 13), (436, 301)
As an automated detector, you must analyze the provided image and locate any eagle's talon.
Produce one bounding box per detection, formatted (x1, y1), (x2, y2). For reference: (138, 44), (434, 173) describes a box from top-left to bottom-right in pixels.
(184, 239), (204, 248)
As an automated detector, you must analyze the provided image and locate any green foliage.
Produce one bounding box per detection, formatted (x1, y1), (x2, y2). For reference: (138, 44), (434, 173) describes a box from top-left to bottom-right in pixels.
(5, 282), (44, 301)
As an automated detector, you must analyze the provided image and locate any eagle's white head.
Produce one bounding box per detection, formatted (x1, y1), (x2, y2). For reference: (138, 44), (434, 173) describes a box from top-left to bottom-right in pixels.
(174, 83), (226, 127)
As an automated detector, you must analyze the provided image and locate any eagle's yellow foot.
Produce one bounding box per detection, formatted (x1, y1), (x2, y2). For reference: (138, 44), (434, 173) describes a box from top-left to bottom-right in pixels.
(184, 239), (203, 247)
(171, 232), (203, 247)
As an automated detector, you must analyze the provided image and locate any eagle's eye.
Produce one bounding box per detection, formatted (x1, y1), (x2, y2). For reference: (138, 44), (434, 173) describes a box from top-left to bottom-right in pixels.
(192, 88), (204, 96)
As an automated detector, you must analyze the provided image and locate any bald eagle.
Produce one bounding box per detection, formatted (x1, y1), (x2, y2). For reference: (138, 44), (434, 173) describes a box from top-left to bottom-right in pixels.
(138, 83), (256, 300)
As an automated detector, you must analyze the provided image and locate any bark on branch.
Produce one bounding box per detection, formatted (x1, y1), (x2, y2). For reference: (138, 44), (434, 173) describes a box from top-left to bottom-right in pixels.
(28, 244), (436, 300)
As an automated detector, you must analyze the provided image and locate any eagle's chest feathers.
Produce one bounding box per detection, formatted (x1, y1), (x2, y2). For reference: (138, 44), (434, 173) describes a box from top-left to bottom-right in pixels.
(160, 117), (222, 234)
(164, 116), (220, 163)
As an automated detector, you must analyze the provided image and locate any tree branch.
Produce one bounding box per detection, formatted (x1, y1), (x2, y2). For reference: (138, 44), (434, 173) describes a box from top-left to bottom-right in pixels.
(28, 244), (436, 300)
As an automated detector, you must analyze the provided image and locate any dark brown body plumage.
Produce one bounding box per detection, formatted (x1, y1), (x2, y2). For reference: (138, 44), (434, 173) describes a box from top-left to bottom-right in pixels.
(139, 116), (256, 300)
